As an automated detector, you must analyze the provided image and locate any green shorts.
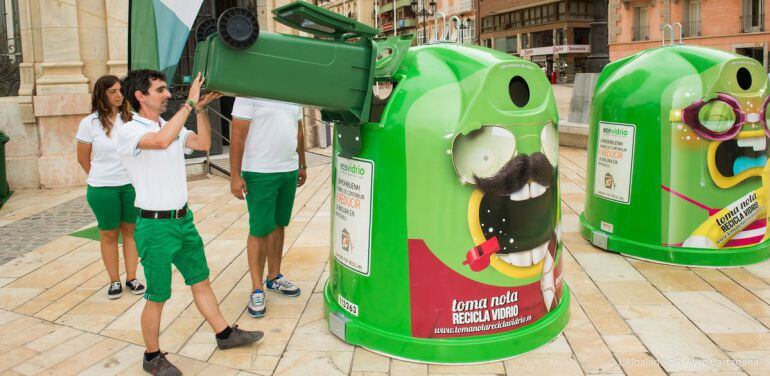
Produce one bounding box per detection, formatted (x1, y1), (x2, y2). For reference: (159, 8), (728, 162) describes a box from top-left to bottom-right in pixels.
(243, 170), (299, 237)
(134, 210), (210, 302)
(86, 184), (137, 230)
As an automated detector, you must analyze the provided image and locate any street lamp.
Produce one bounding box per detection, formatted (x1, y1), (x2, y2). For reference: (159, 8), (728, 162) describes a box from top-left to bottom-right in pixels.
(454, 14), (472, 44)
(410, 0), (436, 44)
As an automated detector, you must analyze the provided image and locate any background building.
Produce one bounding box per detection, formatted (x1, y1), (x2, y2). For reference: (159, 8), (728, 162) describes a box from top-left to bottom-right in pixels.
(0, 0), (128, 189)
(0, 0), (322, 189)
(377, 0), (418, 36)
(609, 0), (770, 70)
(315, 0), (375, 26)
(479, 0), (601, 83)
(412, 0), (477, 45)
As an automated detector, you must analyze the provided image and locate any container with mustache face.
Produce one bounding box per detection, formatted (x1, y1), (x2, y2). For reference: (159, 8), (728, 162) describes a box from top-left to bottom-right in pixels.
(581, 44), (770, 267)
(191, 2), (570, 364)
(378, 44), (569, 361)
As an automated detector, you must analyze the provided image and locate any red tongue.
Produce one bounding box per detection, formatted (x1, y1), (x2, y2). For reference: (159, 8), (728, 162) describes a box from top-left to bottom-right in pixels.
(462, 237), (501, 272)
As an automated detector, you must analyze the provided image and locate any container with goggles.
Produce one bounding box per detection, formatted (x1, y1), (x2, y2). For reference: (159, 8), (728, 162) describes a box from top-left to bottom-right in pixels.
(581, 43), (770, 267)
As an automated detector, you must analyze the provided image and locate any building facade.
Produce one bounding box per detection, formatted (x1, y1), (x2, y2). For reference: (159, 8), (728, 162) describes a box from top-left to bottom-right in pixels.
(412, 0), (477, 45)
(0, 0), (128, 189)
(316, 0), (375, 26)
(377, 0), (418, 36)
(0, 0), (318, 189)
(610, 0), (770, 68)
(479, 0), (599, 83)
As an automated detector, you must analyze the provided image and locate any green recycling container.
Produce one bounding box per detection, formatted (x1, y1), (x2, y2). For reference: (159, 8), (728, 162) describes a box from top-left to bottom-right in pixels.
(325, 43), (569, 363)
(193, 1), (380, 125)
(580, 44), (770, 267)
(194, 0), (569, 363)
(194, 32), (374, 122)
(0, 131), (10, 207)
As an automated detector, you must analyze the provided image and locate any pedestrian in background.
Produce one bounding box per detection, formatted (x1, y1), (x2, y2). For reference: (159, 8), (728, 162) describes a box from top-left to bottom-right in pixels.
(76, 75), (146, 299)
(229, 97), (306, 318)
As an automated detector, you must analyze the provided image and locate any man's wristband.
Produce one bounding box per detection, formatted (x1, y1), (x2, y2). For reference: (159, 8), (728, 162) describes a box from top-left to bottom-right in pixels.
(299, 164), (307, 170)
(185, 99), (197, 108)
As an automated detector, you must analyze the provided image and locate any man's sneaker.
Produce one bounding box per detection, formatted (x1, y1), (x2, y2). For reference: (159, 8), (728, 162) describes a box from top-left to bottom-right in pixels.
(247, 290), (266, 318)
(216, 325), (264, 350)
(107, 281), (122, 299)
(265, 274), (301, 297)
(142, 352), (181, 376)
(126, 279), (146, 295)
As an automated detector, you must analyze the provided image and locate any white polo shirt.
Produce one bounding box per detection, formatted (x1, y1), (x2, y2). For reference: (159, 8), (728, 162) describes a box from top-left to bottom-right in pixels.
(75, 113), (132, 187)
(231, 97), (302, 173)
(115, 114), (193, 210)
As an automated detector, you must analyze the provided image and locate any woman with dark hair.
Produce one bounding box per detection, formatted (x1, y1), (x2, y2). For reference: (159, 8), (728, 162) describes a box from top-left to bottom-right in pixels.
(76, 75), (146, 299)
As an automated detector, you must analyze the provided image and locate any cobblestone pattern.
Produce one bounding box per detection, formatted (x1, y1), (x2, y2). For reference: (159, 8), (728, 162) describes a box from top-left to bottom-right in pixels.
(0, 196), (95, 265)
(0, 153), (334, 265)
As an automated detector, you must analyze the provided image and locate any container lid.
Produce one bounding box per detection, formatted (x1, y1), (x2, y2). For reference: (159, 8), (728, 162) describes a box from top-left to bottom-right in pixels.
(0, 131), (8, 142)
(272, 1), (379, 39)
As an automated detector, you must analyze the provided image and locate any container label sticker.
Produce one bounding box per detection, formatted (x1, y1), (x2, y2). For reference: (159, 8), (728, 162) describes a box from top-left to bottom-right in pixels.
(338, 294), (359, 317)
(408, 239), (563, 338)
(333, 156), (374, 276)
(594, 121), (636, 204)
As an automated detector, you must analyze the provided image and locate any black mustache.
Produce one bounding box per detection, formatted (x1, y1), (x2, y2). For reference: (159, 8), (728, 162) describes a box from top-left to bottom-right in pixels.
(474, 153), (553, 196)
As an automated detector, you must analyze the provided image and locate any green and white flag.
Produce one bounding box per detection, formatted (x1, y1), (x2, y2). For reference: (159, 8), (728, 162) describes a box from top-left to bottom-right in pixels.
(129, 0), (203, 80)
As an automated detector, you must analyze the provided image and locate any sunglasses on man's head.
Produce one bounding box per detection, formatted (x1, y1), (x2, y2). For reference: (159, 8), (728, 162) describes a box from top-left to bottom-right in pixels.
(680, 93), (770, 141)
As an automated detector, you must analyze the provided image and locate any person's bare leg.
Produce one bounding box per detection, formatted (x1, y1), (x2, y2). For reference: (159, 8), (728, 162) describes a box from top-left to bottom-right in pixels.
(141, 300), (164, 352)
(265, 227), (285, 281)
(100, 229), (120, 282)
(246, 234), (269, 291)
(190, 279), (228, 333)
(120, 223), (138, 281)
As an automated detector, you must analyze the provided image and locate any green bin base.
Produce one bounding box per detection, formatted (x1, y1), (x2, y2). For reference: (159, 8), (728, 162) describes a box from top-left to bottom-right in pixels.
(580, 214), (770, 267)
(324, 281), (571, 364)
(0, 190), (12, 210)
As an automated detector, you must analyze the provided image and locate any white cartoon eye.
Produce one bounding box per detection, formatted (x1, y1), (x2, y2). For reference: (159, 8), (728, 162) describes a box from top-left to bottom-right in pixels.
(540, 122), (558, 167)
(452, 126), (516, 184)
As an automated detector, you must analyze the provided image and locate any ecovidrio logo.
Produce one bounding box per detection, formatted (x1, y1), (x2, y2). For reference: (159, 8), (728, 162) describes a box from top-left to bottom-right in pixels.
(340, 162), (366, 175)
(603, 127), (629, 136)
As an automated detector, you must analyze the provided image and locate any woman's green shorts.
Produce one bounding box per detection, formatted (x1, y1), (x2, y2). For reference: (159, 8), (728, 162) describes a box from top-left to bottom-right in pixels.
(86, 184), (137, 230)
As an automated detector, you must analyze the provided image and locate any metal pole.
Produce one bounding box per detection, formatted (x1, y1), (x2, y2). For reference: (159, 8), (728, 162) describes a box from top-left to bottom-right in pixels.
(394, 0), (398, 35)
(422, 1), (427, 44)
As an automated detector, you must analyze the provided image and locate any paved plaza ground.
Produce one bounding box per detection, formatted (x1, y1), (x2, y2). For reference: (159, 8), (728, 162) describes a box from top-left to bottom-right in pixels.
(1, 147), (769, 375)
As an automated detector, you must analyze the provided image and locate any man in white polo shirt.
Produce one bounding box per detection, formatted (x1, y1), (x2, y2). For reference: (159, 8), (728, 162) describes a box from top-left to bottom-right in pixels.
(229, 97), (306, 318)
(116, 70), (263, 376)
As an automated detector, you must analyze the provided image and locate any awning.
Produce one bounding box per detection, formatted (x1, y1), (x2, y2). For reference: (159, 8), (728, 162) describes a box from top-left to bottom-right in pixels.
(519, 44), (591, 57)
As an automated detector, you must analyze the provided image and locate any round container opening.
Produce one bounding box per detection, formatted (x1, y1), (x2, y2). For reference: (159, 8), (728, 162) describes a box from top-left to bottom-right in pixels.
(737, 67), (752, 90)
(509, 76), (530, 108)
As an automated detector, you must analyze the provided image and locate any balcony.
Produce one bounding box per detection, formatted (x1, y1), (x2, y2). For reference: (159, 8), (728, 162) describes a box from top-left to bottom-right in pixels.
(741, 13), (765, 33)
(683, 19), (701, 37)
(397, 18), (416, 28)
(378, 0), (414, 13)
(632, 25), (649, 41)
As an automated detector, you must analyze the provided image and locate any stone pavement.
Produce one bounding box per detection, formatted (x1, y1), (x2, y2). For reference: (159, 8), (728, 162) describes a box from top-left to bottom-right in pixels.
(1, 147), (770, 375)
(0, 197), (95, 265)
(553, 83), (573, 121)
